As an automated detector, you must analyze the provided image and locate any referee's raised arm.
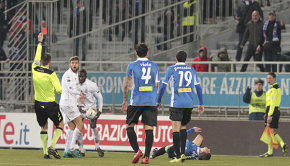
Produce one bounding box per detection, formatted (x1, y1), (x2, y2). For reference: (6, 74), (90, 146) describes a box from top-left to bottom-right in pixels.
(32, 33), (44, 68)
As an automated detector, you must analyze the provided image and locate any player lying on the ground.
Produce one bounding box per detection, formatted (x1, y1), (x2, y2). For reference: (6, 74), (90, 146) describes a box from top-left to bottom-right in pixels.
(76, 69), (104, 157)
(151, 127), (211, 160)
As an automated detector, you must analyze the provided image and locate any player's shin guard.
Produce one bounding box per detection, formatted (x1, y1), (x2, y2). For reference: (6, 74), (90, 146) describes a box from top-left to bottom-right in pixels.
(65, 129), (73, 152)
(70, 128), (82, 150)
(40, 131), (48, 155)
(173, 132), (181, 158)
(274, 134), (285, 147)
(92, 128), (100, 149)
(180, 129), (187, 155)
(126, 127), (139, 153)
(51, 127), (63, 149)
(145, 130), (153, 157)
(268, 144), (273, 155)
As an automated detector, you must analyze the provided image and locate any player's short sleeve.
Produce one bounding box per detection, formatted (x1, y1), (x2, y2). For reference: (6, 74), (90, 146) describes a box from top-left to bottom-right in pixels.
(162, 67), (173, 85)
(126, 63), (133, 77)
(193, 70), (200, 86)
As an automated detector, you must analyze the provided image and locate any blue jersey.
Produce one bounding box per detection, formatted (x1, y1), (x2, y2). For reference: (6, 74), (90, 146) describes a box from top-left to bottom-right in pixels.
(126, 58), (160, 106)
(185, 140), (200, 159)
(162, 62), (200, 108)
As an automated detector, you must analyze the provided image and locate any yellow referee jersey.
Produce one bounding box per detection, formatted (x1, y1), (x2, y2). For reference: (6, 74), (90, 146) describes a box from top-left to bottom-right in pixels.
(32, 44), (62, 102)
(266, 82), (281, 116)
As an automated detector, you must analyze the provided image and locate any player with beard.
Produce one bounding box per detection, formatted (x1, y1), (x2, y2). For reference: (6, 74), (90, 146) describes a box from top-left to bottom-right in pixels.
(60, 56), (84, 158)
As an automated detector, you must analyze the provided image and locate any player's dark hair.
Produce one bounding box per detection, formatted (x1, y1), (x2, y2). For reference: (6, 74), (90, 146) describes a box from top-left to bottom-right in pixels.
(268, 72), (276, 78)
(198, 152), (211, 160)
(255, 79), (264, 85)
(176, 51), (187, 62)
(135, 43), (148, 58)
(41, 53), (51, 66)
(79, 69), (87, 76)
(70, 56), (79, 62)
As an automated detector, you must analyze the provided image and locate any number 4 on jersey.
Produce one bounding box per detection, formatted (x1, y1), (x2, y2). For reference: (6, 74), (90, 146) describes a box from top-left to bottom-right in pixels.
(142, 67), (151, 84)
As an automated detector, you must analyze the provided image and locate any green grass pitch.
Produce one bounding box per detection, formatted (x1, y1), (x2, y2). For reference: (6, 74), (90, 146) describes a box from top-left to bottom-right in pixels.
(0, 149), (290, 166)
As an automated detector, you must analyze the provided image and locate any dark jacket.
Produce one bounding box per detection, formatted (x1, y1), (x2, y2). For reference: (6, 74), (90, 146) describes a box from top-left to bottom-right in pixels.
(236, 1), (263, 33)
(209, 48), (236, 72)
(0, 7), (8, 45)
(69, 6), (92, 37)
(241, 20), (264, 47)
(243, 87), (264, 104)
(264, 20), (286, 47)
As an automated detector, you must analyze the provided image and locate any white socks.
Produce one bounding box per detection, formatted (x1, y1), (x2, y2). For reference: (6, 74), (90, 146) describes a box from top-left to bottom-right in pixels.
(70, 128), (82, 151)
(92, 128), (100, 149)
(65, 129), (73, 152)
(77, 133), (85, 153)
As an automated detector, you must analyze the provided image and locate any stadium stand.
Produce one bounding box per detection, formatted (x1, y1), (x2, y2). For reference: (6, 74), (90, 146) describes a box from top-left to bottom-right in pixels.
(0, 0), (290, 119)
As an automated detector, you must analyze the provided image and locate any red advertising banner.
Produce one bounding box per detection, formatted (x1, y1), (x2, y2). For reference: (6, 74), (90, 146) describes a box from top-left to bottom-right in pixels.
(57, 115), (173, 150)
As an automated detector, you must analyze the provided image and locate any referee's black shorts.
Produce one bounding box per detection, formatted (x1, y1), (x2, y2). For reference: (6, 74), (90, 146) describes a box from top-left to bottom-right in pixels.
(126, 106), (157, 126)
(169, 107), (193, 126)
(265, 106), (280, 129)
(35, 100), (63, 127)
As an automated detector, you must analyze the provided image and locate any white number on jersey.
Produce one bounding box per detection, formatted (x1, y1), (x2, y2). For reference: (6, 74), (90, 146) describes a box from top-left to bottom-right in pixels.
(141, 67), (152, 84)
(178, 71), (192, 87)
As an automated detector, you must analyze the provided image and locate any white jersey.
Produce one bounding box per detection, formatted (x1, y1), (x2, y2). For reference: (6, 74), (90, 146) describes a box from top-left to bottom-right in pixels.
(59, 68), (80, 106)
(77, 79), (103, 112)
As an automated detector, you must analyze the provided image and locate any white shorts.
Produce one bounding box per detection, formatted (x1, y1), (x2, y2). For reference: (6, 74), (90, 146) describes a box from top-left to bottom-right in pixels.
(60, 105), (81, 124)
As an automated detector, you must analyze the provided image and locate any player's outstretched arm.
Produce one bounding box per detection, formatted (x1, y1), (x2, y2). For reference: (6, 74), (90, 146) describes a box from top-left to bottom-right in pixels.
(187, 127), (202, 135)
(32, 33), (43, 68)
(122, 76), (131, 114)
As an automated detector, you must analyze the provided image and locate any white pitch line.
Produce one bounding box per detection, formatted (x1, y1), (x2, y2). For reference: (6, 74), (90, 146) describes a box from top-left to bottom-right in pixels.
(0, 164), (40, 166)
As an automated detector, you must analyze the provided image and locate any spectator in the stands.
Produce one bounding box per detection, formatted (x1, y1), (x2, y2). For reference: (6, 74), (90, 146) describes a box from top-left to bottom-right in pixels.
(109, 0), (132, 41)
(134, 0), (146, 45)
(191, 46), (214, 72)
(0, 1), (8, 49)
(209, 47), (236, 72)
(0, 44), (9, 100)
(240, 10), (264, 72)
(263, 11), (285, 72)
(235, 0), (263, 61)
(69, 0), (92, 61)
(156, 7), (175, 50)
(9, 10), (33, 39)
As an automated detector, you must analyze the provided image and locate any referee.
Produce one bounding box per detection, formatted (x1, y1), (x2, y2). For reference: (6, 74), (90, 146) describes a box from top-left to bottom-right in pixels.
(260, 72), (288, 157)
(32, 33), (64, 159)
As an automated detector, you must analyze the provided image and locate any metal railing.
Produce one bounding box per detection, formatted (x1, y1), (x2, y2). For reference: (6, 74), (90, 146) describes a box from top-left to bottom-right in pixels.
(1, 60), (290, 113)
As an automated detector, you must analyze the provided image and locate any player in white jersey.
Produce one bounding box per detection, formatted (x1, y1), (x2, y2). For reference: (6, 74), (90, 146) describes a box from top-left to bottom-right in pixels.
(60, 56), (84, 158)
(76, 69), (104, 157)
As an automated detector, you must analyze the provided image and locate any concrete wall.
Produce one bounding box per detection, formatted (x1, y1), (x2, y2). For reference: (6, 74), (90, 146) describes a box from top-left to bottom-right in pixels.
(187, 119), (290, 156)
